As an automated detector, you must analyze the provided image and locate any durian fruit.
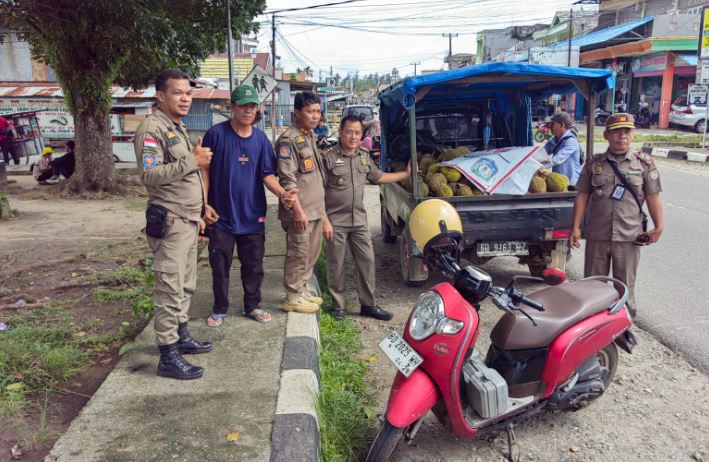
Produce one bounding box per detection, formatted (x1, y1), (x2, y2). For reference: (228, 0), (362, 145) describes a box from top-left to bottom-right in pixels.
(420, 182), (430, 197)
(419, 155), (436, 174)
(528, 174), (547, 193)
(432, 183), (454, 197)
(427, 173), (447, 189)
(440, 166), (461, 182)
(427, 163), (439, 175)
(545, 172), (570, 192)
(440, 146), (470, 161)
(456, 184), (475, 196)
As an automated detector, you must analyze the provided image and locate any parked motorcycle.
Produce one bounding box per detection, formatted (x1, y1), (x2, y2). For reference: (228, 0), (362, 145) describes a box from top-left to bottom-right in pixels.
(533, 121), (551, 142)
(594, 105), (611, 126)
(633, 103), (652, 128)
(367, 200), (637, 462)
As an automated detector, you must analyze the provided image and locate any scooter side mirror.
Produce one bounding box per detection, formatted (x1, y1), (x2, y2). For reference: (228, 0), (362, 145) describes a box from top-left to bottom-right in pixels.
(542, 267), (567, 286)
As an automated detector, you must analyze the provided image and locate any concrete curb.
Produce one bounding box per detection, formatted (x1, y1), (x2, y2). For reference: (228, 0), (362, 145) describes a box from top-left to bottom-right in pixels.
(644, 145), (709, 162)
(270, 311), (321, 462)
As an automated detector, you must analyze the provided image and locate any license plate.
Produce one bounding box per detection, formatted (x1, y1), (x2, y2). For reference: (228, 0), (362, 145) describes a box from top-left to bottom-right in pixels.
(477, 240), (529, 257)
(378, 331), (423, 378)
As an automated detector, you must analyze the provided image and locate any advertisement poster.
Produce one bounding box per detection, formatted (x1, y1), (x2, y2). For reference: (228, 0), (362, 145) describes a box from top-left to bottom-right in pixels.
(0, 98), (120, 139)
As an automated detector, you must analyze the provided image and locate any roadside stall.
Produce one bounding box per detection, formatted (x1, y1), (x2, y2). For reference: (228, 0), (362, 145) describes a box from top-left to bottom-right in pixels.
(0, 109), (46, 164)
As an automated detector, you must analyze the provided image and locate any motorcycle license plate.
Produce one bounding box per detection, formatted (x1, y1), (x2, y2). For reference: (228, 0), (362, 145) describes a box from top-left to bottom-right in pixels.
(378, 331), (423, 378)
(477, 241), (529, 257)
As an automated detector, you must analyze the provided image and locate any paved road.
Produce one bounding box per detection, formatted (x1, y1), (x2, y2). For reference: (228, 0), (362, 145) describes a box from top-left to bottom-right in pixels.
(621, 158), (709, 373)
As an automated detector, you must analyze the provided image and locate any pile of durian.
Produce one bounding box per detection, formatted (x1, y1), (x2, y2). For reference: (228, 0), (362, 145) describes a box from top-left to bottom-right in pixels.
(391, 146), (483, 197)
(389, 146), (571, 197)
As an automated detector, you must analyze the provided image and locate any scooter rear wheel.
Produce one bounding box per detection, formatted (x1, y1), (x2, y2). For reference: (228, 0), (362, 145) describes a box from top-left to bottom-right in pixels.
(366, 420), (407, 462)
(597, 342), (619, 388)
(534, 131), (547, 143)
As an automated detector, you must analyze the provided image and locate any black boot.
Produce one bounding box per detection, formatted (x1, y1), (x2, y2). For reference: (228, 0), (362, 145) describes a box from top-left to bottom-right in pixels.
(360, 305), (393, 321)
(331, 309), (345, 321)
(157, 343), (204, 380)
(177, 323), (213, 354)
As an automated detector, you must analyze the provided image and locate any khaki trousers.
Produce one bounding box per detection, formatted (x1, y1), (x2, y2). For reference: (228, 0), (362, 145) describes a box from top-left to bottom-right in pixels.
(326, 225), (376, 311)
(283, 219), (323, 295)
(147, 217), (198, 345)
(584, 240), (640, 315)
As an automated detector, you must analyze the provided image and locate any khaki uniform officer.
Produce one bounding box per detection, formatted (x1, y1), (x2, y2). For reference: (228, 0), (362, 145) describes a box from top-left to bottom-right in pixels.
(571, 113), (664, 318)
(322, 115), (411, 321)
(134, 69), (213, 380)
(277, 91), (329, 313)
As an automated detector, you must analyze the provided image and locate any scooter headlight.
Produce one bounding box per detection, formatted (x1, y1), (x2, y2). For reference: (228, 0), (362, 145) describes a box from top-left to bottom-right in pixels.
(409, 291), (445, 341)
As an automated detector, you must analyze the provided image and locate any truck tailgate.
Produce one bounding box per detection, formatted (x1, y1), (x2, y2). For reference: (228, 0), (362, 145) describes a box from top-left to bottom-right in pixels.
(448, 193), (576, 243)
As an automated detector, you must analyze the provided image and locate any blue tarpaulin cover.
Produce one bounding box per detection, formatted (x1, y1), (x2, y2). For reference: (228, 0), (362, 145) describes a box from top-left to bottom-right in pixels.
(378, 63), (614, 149)
(379, 62), (614, 110)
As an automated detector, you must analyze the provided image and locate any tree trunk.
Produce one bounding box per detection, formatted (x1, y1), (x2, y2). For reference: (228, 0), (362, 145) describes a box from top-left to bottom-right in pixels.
(65, 88), (119, 193)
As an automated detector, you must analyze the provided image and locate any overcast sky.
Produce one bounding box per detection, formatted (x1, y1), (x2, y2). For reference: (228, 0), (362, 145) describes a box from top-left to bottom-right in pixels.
(252, 0), (588, 79)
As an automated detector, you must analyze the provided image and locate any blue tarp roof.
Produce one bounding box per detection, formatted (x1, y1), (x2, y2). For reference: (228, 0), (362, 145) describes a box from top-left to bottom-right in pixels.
(379, 62), (614, 110)
(551, 16), (653, 49)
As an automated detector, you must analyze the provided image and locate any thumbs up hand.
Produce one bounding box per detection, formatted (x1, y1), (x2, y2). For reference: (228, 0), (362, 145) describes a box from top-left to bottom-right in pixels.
(194, 137), (212, 168)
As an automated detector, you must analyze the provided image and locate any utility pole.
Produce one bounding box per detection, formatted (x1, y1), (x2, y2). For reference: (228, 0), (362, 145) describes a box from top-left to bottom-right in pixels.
(226, 0), (234, 94)
(271, 13), (277, 141)
(442, 32), (459, 62)
(410, 61), (420, 76)
(567, 8), (573, 67)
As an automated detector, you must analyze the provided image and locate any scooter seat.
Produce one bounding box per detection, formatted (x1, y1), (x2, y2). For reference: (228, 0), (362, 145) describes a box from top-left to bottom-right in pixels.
(490, 280), (620, 350)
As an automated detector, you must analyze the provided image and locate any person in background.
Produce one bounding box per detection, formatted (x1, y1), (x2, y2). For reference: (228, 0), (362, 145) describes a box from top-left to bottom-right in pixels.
(34, 147), (59, 185)
(543, 111), (582, 186)
(0, 116), (19, 165)
(50, 140), (76, 179)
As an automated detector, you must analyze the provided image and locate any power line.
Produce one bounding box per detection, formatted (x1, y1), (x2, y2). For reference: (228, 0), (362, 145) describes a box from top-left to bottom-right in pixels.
(265, 0), (370, 14)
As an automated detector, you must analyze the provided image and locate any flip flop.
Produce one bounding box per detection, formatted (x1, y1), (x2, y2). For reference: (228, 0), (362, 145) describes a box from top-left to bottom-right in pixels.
(245, 308), (272, 324)
(207, 312), (226, 327)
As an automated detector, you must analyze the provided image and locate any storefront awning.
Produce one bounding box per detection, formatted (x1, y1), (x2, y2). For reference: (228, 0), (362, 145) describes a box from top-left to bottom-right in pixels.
(553, 16), (653, 49)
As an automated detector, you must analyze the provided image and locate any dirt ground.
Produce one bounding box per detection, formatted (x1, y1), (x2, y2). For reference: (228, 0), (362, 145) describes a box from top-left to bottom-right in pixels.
(1, 176), (149, 462)
(343, 186), (709, 462)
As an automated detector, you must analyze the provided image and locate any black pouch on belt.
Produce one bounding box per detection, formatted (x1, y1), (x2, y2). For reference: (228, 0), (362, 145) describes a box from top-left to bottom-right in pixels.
(145, 203), (168, 239)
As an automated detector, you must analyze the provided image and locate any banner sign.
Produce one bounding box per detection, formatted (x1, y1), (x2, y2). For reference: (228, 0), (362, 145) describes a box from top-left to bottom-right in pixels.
(440, 146), (542, 195)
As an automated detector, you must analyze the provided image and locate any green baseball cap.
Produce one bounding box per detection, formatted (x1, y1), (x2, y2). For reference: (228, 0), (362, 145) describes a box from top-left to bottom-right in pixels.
(231, 85), (260, 105)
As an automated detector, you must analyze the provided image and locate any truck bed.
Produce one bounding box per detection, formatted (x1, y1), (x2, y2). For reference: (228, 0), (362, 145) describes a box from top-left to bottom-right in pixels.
(381, 183), (576, 244)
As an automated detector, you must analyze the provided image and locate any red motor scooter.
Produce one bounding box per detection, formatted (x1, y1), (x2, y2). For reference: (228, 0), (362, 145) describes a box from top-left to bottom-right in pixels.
(368, 220), (637, 461)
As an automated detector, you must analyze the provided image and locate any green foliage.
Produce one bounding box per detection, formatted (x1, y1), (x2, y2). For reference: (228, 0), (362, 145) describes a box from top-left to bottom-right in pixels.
(132, 259), (155, 320)
(314, 247), (377, 462)
(0, 0), (266, 191)
(0, 315), (87, 400)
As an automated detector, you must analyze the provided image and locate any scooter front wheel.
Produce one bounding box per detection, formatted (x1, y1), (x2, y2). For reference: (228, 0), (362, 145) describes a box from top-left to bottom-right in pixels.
(534, 131), (547, 143)
(366, 420), (407, 462)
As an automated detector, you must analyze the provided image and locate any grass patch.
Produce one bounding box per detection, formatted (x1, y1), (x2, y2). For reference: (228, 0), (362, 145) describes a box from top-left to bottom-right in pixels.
(0, 312), (88, 402)
(125, 201), (146, 212)
(314, 249), (377, 462)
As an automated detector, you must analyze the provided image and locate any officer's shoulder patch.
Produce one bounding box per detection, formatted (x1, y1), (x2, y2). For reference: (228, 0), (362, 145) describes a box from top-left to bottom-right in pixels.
(142, 152), (157, 169)
(143, 137), (158, 149)
(358, 146), (370, 153)
(634, 151), (654, 167)
(322, 146), (335, 156)
(278, 145), (291, 159)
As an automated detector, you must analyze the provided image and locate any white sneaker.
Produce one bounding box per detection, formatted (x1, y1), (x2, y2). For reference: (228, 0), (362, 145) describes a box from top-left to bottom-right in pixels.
(303, 284), (323, 305)
(282, 293), (320, 313)
(46, 177), (59, 184)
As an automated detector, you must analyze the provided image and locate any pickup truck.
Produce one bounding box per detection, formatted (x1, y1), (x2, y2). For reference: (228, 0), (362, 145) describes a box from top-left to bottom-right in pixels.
(377, 63), (613, 285)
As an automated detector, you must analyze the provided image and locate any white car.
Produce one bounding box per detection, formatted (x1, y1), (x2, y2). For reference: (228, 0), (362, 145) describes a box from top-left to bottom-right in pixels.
(669, 96), (709, 133)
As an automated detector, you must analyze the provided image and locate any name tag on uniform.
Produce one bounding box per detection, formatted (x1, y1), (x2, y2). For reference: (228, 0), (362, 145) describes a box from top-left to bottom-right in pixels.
(611, 184), (626, 200)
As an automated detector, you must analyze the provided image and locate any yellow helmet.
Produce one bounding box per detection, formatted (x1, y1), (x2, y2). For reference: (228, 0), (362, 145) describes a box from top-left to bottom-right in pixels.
(408, 199), (463, 254)
(41, 147), (53, 156)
